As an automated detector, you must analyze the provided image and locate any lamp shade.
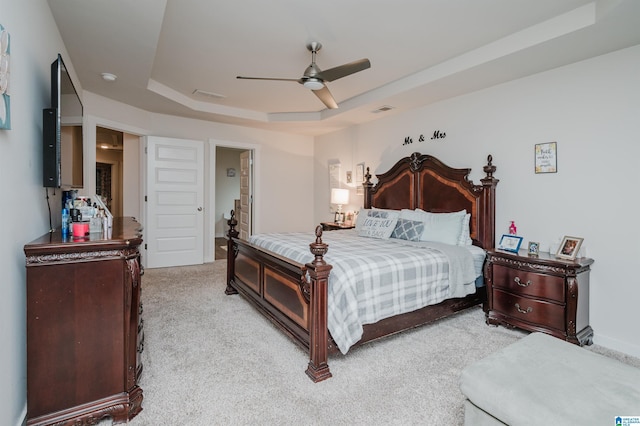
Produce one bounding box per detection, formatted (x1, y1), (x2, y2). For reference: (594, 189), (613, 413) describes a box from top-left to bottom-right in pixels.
(331, 188), (349, 205)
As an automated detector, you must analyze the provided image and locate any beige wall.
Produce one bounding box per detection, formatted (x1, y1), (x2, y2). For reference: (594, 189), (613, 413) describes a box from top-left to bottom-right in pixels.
(314, 44), (640, 358)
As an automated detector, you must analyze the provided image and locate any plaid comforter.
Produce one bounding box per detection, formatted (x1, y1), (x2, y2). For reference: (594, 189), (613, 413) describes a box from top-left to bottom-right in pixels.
(249, 230), (481, 354)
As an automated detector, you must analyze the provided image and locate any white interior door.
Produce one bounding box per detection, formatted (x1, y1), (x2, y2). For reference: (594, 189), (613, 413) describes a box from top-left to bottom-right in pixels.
(146, 136), (204, 268)
(239, 150), (252, 240)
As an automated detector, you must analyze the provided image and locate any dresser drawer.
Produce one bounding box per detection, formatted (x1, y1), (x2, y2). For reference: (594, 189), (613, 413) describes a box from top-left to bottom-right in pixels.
(493, 289), (565, 331)
(493, 264), (565, 302)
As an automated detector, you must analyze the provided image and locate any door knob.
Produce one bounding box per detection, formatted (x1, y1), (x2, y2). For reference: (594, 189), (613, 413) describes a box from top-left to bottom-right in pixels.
(197, 207), (203, 211)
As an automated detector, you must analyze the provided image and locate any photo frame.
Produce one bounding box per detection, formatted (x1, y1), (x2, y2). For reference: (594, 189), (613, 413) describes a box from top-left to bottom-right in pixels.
(535, 142), (557, 174)
(556, 236), (583, 260)
(498, 234), (523, 253)
(528, 241), (540, 257)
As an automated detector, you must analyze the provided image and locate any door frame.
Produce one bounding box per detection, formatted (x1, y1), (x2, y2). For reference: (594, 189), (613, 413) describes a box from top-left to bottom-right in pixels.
(208, 139), (260, 262)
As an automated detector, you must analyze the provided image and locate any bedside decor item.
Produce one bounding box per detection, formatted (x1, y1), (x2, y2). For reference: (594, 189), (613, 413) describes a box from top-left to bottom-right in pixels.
(331, 188), (349, 224)
(508, 220), (517, 235)
(528, 241), (540, 256)
(498, 234), (523, 253)
(556, 236), (583, 260)
(535, 142), (557, 173)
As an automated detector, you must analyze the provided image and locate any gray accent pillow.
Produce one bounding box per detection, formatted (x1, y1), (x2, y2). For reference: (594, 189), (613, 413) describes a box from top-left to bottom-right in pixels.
(391, 218), (425, 241)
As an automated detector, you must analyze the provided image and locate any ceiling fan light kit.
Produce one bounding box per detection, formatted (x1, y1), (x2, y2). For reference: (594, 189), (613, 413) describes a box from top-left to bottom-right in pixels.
(303, 79), (324, 90)
(237, 41), (370, 109)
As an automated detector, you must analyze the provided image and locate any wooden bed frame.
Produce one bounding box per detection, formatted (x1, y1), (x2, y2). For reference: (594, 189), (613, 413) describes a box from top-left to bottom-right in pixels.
(225, 152), (498, 382)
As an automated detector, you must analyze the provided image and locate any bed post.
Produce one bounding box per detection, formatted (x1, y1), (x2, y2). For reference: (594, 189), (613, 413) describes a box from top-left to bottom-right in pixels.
(225, 210), (239, 295)
(363, 167), (374, 209)
(480, 155), (499, 249)
(305, 226), (333, 382)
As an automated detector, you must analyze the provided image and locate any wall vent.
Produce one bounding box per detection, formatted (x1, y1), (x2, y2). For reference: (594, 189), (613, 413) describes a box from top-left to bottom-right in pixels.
(372, 105), (394, 113)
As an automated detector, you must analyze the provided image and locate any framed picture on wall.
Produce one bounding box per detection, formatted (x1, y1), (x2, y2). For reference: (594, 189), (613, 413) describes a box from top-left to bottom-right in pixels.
(535, 142), (557, 173)
(356, 162), (365, 195)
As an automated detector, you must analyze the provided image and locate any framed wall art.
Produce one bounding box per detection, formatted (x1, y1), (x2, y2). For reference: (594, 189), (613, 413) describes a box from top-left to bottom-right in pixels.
(535, 142), (557, 173)
(356, 162), (365, 195)
(556, 236), (583, 260)
(0, 24), (10, 130)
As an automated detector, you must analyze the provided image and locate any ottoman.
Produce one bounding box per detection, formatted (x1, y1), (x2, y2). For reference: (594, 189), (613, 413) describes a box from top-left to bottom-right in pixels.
(460, 332), (640, 425)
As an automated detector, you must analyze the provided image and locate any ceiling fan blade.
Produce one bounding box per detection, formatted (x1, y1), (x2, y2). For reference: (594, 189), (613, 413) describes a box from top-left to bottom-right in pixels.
(312, 85), (338, 109)
(236, 76), (299, 82)
(317, 58), (371, 82)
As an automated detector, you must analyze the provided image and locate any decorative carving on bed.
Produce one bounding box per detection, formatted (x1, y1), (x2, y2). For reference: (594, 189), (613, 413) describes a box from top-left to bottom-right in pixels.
(364, 152), (498, 249)
(225, 153), (498, 383)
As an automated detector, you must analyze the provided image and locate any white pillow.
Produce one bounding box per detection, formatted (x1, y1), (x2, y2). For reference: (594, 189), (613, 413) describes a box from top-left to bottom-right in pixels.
(357, 209), (400, 239)
(421, 213), (464, 245)
(460, 213), (473, 246)
(413, 209), (469, 246)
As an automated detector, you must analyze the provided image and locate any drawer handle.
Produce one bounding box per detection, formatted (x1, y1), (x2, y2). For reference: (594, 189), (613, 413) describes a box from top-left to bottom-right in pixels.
(515, 303), (533, 314)
(514, 277), (532, 287)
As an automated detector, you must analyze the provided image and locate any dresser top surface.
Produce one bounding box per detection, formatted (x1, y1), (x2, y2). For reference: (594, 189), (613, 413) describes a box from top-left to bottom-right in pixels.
(24, 217), (143, 255)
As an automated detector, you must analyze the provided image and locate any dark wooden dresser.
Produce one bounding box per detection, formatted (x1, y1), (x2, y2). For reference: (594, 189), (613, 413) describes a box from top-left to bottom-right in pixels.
(24, 217), (144, 425)
(484, 248), (593, 346)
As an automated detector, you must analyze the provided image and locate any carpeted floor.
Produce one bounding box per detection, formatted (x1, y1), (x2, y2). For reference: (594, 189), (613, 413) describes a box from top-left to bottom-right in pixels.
(125, 261), (640, 425)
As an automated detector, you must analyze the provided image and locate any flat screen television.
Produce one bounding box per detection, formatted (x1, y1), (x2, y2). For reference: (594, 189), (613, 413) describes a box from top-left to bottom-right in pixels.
(43, 54), (83, 188)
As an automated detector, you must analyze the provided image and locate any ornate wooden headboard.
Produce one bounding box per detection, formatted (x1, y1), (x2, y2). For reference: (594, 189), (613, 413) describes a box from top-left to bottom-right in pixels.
(363, 152), (498, 249)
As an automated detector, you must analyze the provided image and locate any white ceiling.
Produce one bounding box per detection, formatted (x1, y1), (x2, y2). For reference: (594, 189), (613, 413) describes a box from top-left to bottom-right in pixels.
(47, 0), (640, 136)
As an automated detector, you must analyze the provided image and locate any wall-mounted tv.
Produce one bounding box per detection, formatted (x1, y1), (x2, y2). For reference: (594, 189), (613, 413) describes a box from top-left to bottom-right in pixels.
(43, 54), (83, 188)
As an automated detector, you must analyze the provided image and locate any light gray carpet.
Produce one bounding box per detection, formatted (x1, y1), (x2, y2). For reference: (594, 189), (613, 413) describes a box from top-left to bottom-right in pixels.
(127, 261), (639, 426)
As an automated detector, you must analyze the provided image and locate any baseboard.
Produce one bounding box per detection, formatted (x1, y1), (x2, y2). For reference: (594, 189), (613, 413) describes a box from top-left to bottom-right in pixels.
(593, 333), (640, 358)
(17, 403), (26, 426)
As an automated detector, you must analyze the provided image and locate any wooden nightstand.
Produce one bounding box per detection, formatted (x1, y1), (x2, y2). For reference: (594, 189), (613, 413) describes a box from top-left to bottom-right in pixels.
(484, 249), (594, 346)
(320, 222), (355, 231)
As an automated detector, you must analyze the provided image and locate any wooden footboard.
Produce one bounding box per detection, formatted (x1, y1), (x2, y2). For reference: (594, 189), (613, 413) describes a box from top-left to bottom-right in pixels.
(225, 216), (333, 382)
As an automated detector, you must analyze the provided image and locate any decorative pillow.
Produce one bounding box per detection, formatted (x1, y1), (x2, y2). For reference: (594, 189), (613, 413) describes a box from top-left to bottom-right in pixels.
(414, 209), (468, 246)
(391, 218), (425, 241)
(357, 208), (400, 239)
(355, 209), (371, 231)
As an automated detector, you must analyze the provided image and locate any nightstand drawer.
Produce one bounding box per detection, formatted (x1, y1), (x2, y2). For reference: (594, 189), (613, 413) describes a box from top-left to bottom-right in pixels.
(493, 289), (565, 331)
(493, 264), (565, 302)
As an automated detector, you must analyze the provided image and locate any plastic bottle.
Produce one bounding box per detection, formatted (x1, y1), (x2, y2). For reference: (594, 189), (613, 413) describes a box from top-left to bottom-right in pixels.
(509, 221), (517, 235)
(61, 208), (70, 237)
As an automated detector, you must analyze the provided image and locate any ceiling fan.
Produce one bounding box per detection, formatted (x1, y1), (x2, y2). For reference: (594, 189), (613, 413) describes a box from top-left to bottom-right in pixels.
(237, 42), (371, 109)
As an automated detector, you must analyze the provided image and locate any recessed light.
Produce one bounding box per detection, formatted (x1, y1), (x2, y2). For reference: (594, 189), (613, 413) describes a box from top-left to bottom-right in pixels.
(101, 73), (117, 82)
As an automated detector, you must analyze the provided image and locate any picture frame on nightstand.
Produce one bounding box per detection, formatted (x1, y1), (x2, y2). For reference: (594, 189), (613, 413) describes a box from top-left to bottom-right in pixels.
(528, 241), (540, 256)
(556, 236), (583, 260)
(498, 234), (523, 253)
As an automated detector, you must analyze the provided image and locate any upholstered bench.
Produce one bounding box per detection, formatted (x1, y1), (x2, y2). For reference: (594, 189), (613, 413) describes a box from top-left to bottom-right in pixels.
(460, 332), (640, 425)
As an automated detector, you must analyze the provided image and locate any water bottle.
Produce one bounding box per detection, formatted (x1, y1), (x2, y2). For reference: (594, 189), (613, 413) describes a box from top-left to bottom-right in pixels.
(61, 208), (70, 237)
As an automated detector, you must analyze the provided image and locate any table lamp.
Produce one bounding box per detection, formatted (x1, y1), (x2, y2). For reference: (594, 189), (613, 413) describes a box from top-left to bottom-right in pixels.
(331, 188), (349, 224)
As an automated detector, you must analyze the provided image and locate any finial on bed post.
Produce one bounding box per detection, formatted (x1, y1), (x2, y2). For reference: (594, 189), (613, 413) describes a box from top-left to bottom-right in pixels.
(363, 167), (374, 209)
(305, 224), (333, 382)
(225, 210), (239, 295)
(480, 155), (499, 250)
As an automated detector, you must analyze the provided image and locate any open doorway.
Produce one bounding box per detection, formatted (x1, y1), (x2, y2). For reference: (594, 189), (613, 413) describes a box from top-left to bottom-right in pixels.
(215, 146), (253, 259)
(96, 127), (123, 216)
